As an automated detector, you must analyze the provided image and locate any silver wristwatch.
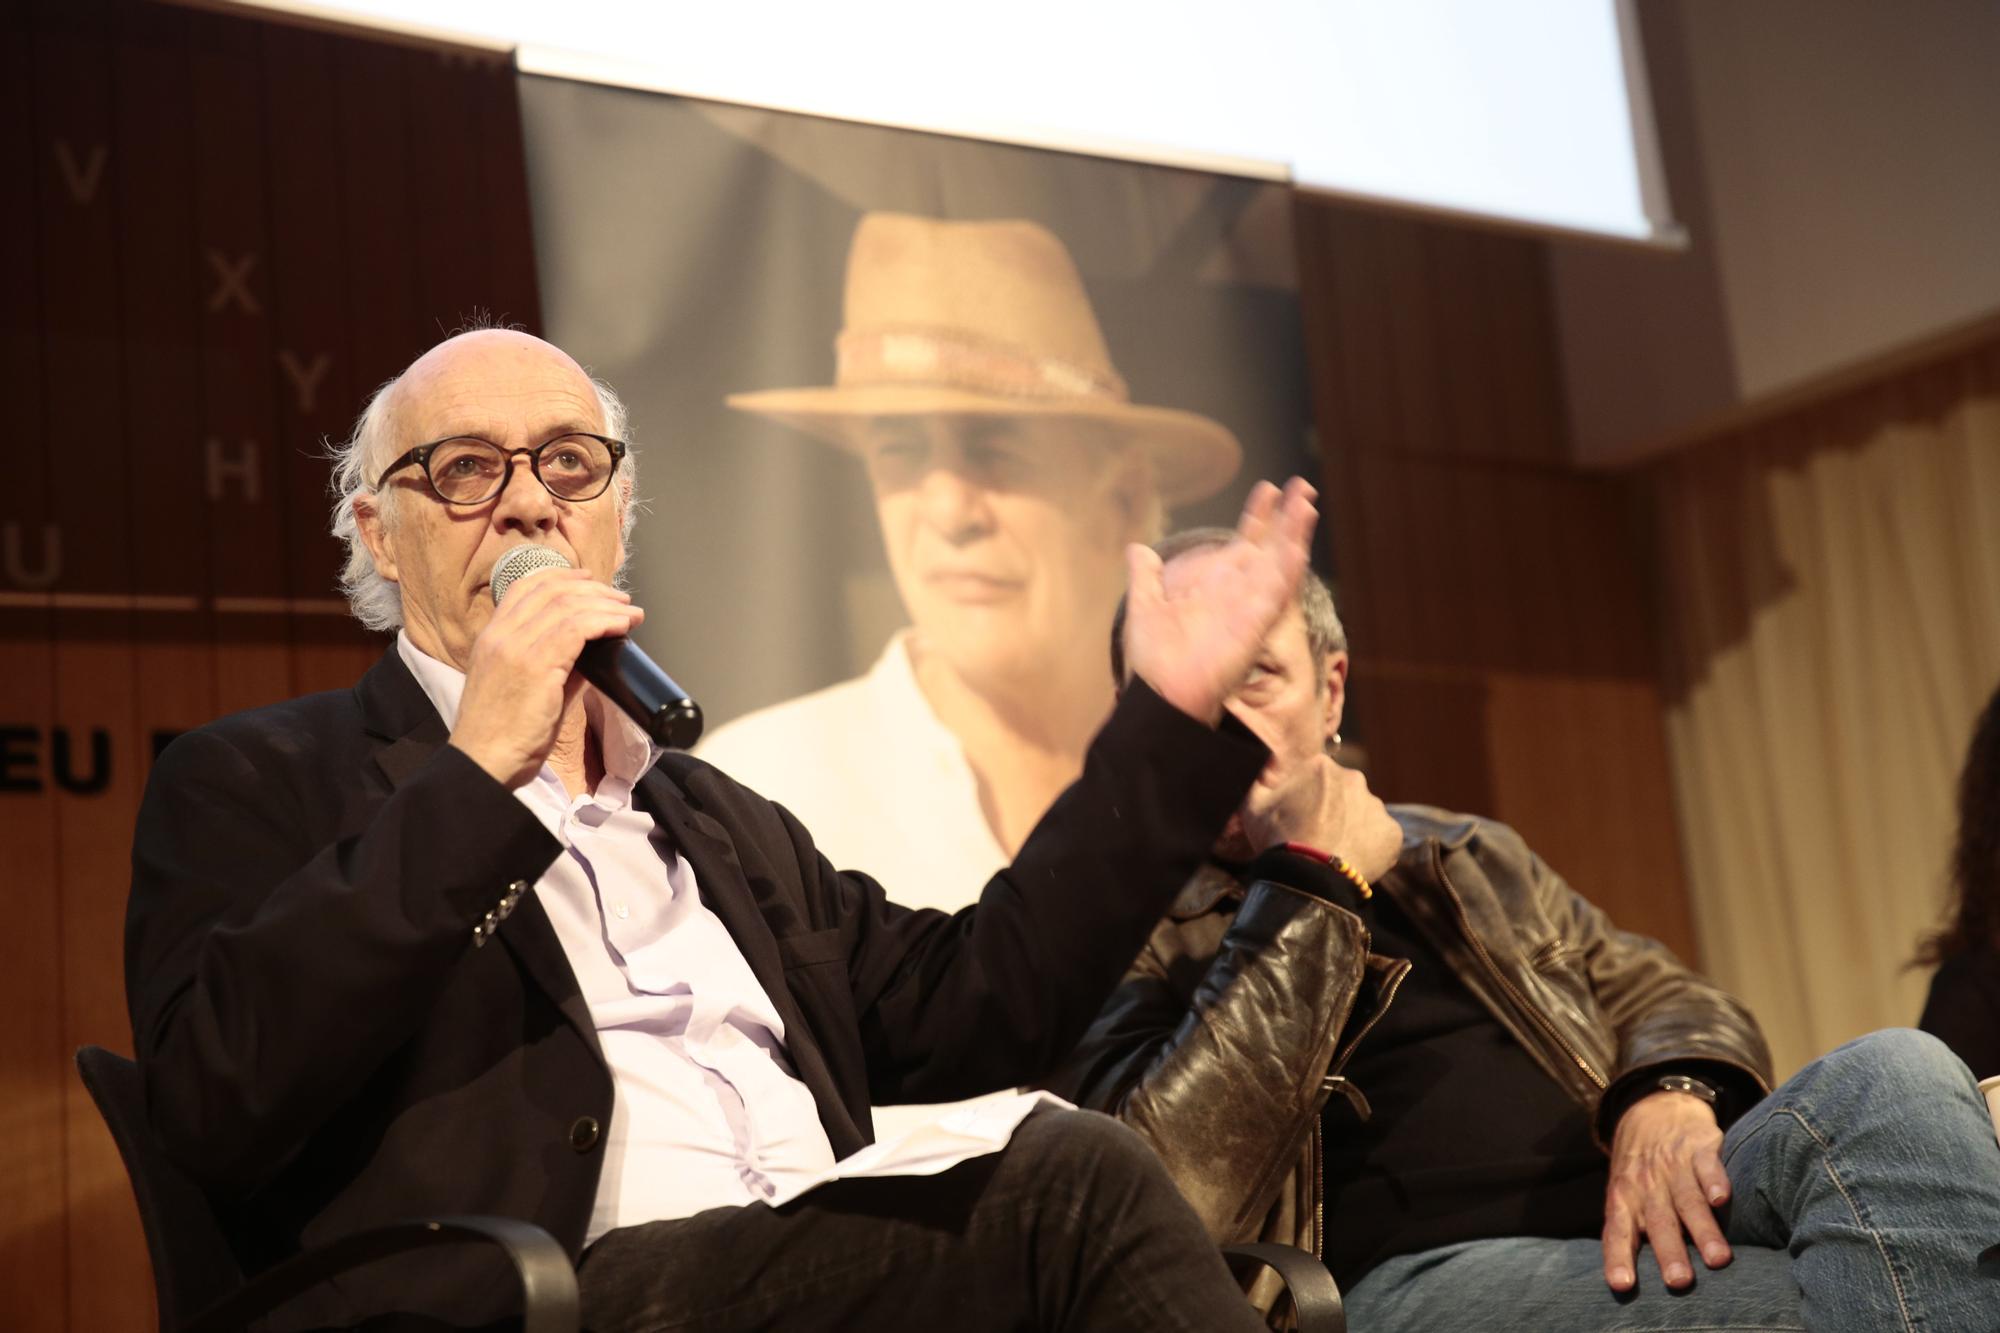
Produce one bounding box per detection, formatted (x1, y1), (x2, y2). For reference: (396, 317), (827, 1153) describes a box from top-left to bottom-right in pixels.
(1656, 1073), (1719, 1105)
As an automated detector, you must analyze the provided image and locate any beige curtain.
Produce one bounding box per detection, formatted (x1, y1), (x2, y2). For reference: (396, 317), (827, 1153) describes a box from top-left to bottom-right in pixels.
(1653, 341), (2000, 1079)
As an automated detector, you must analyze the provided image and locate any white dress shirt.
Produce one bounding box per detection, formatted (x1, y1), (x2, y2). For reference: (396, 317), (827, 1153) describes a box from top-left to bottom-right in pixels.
(397, 633), (837, 1244)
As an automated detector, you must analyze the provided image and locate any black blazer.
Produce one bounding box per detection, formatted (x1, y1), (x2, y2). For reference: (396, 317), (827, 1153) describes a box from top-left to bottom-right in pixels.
(125, 648), (1263, 1325)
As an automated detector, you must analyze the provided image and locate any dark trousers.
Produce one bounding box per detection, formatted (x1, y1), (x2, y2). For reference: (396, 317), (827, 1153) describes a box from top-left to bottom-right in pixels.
(576, 1107), (1268, 1332)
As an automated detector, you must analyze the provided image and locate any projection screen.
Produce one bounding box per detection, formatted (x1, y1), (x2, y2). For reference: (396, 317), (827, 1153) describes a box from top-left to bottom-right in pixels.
(220, 0), (1678, 243)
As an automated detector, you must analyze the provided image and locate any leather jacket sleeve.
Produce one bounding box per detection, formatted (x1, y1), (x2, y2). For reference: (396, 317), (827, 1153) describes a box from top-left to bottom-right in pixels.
(1045, 876), (1373, 1244)
(1518, 847), (1776, 1139)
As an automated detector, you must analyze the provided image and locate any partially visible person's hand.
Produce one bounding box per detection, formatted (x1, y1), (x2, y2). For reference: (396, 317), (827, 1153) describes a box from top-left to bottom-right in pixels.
(1123, 478), (1317, 725)
(450, 568), (643, 789)
(1601, 1088), (1733, 1293)
(1239, 753), (1402, 882)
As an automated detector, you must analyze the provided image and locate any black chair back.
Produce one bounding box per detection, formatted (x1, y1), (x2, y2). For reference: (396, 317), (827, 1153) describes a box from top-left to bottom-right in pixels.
(76, 1045), (247, 1330)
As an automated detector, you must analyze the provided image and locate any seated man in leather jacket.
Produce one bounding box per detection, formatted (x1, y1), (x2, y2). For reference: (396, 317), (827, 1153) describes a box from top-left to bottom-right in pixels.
(1049, 527), (2000, 1333)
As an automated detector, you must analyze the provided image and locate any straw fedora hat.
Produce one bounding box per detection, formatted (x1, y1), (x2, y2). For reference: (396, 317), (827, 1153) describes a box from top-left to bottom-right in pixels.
(726, 212), (1243, 506)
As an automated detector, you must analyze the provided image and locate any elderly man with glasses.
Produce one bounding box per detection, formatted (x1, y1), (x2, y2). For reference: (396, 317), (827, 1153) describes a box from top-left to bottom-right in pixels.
(124, 327), (1320, 1332)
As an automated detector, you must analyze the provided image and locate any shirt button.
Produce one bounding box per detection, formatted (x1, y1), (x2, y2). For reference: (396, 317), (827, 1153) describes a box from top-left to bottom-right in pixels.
(568, 1116), (601, 1152)
(615, 903), (630, 920)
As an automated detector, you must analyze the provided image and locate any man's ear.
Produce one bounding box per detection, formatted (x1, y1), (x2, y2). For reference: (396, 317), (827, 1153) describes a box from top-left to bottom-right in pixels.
(1323, 649), (1350, 747)
(354, 493), (400, 584)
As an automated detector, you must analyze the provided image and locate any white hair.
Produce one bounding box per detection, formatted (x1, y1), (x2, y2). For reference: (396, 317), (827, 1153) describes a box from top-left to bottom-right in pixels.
(327, 361), (638, 631)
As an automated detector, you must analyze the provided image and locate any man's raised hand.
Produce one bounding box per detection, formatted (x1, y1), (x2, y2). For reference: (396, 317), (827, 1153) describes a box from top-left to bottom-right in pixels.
(450, 569), (643, 789)
(1123, 478), (1317, 726)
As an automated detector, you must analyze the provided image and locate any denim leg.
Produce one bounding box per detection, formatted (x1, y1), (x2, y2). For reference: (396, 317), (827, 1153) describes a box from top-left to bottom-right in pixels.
(1344, 1236), (1804, 1332)
(1720, 1028), (2000, 1333)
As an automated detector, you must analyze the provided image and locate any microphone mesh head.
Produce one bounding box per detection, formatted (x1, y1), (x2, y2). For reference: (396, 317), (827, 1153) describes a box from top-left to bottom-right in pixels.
(490, 545), (573, 605)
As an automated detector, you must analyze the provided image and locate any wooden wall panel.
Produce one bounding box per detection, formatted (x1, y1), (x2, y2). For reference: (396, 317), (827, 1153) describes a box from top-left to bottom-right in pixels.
(30, 5), (155, 1325)
(410, 52), (492, 331)
(118, 0), (218, 769)
(335, 37), (422, 373)
(91, 21), (215, 1316)
(1326, 447), (1656, 680)
(1299, 198), (1570, 467)
(475, 50), (546, 337)
(262, 20), (366, 696)
(1345, 665), (1499, 819)
(0, 3), (546, 1329)
(0, 4), (67, 1330)
(190, 7), (293, 718)
(1296, 190), (1697, 966)
(1484, 673), (1697, 964)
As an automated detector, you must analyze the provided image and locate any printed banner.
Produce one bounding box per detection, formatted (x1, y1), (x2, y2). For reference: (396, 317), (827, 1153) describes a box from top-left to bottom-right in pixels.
(521, 80), (1309, 1063)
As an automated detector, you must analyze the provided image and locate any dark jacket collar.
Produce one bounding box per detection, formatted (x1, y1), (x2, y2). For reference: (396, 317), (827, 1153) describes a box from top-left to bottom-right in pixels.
(355, 643), (451, 788)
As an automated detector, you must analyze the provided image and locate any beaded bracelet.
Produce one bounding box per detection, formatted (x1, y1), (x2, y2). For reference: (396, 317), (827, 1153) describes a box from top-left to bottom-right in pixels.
(1281, 841), (1373, 900)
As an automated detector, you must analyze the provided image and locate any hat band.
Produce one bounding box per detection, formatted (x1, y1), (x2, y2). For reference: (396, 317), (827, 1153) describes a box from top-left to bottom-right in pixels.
(835, 328), (1129, 404)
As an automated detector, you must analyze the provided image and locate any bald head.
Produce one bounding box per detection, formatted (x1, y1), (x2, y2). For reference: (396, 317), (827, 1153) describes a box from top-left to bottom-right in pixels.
(327, 328), (636, 634)
(382, 330), (605, 477)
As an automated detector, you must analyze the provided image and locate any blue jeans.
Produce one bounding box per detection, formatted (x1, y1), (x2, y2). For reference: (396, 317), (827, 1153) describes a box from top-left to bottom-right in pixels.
(1345, 1030), (2000, 1332)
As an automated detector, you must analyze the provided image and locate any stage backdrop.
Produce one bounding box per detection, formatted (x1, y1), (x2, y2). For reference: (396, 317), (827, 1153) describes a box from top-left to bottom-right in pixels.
(520, 80), (1311, 1130)
(522, 82), (1309, 722)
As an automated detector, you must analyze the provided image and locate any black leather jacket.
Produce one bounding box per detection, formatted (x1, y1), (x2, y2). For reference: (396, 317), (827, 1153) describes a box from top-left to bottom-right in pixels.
(1048, 805), (1774, 1270)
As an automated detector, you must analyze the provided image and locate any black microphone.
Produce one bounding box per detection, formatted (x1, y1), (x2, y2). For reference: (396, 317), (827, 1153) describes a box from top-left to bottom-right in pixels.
(489, 545), (705, 750)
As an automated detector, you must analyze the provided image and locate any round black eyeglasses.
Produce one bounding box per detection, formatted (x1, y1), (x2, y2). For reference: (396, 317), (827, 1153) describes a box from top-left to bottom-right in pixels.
(374, 434), (627, 505)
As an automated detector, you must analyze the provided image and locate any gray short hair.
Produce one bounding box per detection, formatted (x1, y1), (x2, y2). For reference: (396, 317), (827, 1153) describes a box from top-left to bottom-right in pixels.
(327, 361), (638, 632)
(1107, 524), (1347, 686)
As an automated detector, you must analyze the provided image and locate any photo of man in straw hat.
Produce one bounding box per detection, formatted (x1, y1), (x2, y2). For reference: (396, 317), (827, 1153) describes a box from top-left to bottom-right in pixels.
(697, 214), (1244, 1033)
